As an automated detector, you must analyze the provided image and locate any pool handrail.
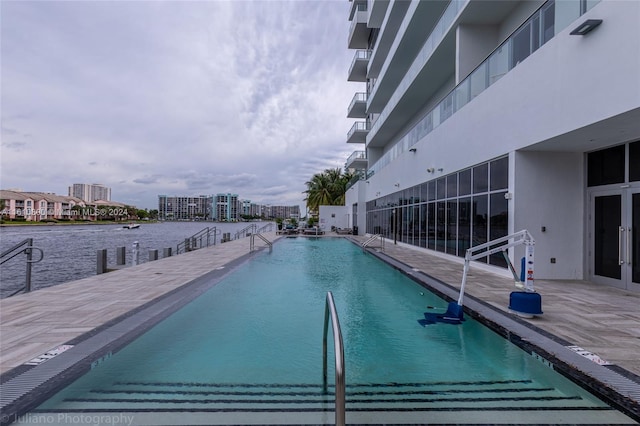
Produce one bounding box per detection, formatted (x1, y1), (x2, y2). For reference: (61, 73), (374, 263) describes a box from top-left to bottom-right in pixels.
(322, 291), (346, 426)
(362, 234), (384, 252)
(249, 233), (273, 253)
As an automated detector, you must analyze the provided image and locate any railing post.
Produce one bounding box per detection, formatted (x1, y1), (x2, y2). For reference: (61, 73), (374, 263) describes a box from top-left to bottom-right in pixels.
(132, 241), (139, 266)
(25, 238), (33, 292)
(116, 246), (126, 266)
(149, 249), (158, 261)
(96, 249), (107, 274)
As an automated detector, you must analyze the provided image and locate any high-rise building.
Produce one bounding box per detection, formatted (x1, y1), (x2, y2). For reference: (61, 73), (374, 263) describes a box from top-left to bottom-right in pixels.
(343, 0), (640, 291)
(68, 183), (111, 202)
(214, 193), (239, 222)
(158, 195), (213, 220)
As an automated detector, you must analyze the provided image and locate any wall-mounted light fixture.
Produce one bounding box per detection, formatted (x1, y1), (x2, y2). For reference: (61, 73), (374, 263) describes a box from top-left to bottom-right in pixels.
(409, 148), (417, 153)
(426, 168), (435, 173)
(394, 183), (400, 187)
(365, 180), (370, 184)
(437, 168), (443, 172)
(570, 19), (602, 35)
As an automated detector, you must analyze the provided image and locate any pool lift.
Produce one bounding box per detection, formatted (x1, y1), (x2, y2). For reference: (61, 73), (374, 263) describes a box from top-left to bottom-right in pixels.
(423, 230), (542, 325)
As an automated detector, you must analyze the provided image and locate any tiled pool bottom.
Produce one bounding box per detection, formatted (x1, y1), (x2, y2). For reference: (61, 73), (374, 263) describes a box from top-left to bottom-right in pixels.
(5, 237), (639, 425)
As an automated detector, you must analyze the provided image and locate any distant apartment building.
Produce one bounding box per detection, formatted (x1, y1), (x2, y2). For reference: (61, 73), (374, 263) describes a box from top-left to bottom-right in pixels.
(0, 190), (86, 221)
(240, 200), (262, 218)
(264, 205), (300, 220)
(213, 193), (239, 222)
(68, 183), (111, 202)
(158, 195), (213, 221)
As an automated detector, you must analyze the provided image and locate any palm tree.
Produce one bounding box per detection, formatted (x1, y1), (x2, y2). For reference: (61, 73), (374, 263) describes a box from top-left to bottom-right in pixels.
(304, 168), (354, 214)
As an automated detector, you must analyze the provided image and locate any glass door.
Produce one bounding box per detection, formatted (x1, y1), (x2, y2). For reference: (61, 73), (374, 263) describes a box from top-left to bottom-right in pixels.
(590, 189), (640, 290)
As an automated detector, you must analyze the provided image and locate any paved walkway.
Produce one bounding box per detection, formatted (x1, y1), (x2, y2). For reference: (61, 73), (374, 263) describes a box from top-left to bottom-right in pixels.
(1, 231), (639, 389)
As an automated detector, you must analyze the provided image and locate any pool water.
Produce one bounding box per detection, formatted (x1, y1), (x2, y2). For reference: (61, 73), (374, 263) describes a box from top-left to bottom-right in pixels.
(28, 238), (628, 423)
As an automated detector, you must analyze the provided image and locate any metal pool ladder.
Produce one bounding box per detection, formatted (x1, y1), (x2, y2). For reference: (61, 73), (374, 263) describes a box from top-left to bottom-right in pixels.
(322, 291), (346, 426)
(362, 233), (384, 252)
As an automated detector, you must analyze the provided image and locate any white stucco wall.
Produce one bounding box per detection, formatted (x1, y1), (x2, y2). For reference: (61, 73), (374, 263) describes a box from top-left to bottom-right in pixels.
(319, 205), (350, 231)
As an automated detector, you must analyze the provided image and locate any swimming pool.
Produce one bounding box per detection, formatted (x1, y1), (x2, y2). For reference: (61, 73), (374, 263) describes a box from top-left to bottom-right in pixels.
(15, 238), (636, 424)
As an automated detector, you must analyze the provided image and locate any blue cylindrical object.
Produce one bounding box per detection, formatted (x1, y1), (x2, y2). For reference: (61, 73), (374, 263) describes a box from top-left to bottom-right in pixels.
(509, 291), (543, 316)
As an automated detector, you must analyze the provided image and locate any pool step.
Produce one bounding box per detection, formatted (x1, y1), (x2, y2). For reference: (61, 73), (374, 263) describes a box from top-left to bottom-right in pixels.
(25, 379), (637, 424)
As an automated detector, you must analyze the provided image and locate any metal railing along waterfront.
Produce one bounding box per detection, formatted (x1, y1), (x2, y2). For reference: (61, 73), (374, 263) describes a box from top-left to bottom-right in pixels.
(234, 224), (257, 240)
(322, 291), (346, 426)
(0, 238), (44, 297)
(256, 223), (274, 233)
(176, 227), (219, 254)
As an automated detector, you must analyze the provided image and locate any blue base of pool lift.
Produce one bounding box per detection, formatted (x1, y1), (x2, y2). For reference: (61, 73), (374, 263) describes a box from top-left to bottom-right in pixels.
(509, 291), (543, 317)
(417, 302), (464, 326)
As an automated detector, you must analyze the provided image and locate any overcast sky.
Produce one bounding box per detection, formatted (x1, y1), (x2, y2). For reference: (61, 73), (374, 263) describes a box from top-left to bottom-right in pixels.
(1, 0), (356, 212)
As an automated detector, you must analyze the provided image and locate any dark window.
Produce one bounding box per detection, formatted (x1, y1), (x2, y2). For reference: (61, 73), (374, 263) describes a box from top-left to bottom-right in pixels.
(459, 169), (472, 196)
(472, 195), (488, 262)
(458, 197), (472, 258)
(446, 200), (457, 255)
(473, 164), (489, 193)
(436, 201), (446, 252)
(427, 202), (436, 250)
(447, 174), (458, 198)
(542, 1), (555, 43)
(437, 178), (446, 199)
(588, 144), (625, 186)
(489, 192), (509, 267)
(512, 22), (531, 68)
(490, 156), (509, 190)
(428, 181), (436, 201)
(630, 141), (640, 182)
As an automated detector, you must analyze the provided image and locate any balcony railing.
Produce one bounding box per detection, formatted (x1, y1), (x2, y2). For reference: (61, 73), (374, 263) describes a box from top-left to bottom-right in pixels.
(346, 121), (369, 144)
(345, 150), (367, 170)
(367, 0), (601, 178)
(348, 49), (371, 82)
(347, 92), (367, 118)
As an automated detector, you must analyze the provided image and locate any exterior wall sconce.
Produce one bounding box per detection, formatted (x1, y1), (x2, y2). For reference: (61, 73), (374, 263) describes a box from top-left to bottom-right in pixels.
(426, 168), (435, 173)
(437, 168), (443, 172)
(409, 148), (417, 153)
(570, 19), (602, 35)
(394, 183), (400, 187)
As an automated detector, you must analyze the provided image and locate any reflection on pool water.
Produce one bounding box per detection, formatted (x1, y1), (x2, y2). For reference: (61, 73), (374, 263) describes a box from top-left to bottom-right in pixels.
(27, 238), (630, 424)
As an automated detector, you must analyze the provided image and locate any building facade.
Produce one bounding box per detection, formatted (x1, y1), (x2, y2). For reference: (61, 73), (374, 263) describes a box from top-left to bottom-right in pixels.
(0, 190), (86, 221)
(344, 0), (640, 291)
(158, 195), (213, 221)
(68, 183), (111, 202)
(213, 193), (239, 221)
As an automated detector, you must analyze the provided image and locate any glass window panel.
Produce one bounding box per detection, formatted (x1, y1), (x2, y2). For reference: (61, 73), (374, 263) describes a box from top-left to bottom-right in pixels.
(633, 193), (640, 283)
(419, 204), (427, 249)
(488, 45), (509, 85)
(420, 183), (428, 203)
(437, 178), (446, 199)
(459, 169), (472, 196)
(542, 1), (555, 43)
(427, 202), (436, 250)
(470, 62), (487, 100)
(440, 92), (454, 121)
(428, 180), (436, 201)
(455, 79), (470, 112)
(472, 195), (488, 263)
(587, 144), (625, 186)
(512, 21), (531, 68)
(412, 206), (420, 247)
(473, 163), (489, 193)
(447, 174), (458, 198)
(446, 200), (457, 255)
(458, 197), (472, 258)
(630, 141), (640, 182)
(532, 15), (541, 53)
(489, 192), (509, 267)
(490, 156), (509, 190)
(436, 201), (446, 252)
(594, 195), (621, 279)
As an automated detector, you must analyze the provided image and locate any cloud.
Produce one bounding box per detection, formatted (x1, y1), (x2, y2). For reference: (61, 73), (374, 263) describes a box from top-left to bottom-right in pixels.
(0, 0), (354, 211)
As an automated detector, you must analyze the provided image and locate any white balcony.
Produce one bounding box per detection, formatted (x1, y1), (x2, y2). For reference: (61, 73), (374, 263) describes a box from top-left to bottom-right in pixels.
(348, 49), (370, 82)
(348, 4), (370, 49)
(347, 92), (367, 118)
(346, 121), (369, 144)
(345, 150), (367, 170)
